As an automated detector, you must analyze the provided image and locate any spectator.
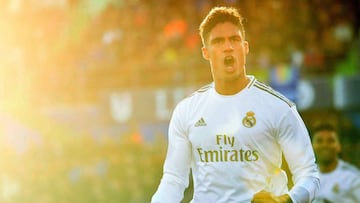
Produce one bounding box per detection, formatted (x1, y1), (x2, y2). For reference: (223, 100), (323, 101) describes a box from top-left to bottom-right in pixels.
(311, 123), (360, 203)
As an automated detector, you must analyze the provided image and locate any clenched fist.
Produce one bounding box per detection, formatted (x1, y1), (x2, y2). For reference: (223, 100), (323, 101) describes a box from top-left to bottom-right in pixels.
(251, 190), (292, 203)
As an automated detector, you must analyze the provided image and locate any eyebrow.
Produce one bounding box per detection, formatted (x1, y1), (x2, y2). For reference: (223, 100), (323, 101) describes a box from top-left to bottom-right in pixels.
(230, 35), (241, 40)
(210, 37), (223, 44)
(209, 34), (242, 44)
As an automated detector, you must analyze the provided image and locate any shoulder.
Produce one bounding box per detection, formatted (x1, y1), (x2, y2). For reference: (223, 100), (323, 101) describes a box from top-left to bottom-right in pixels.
(174, 83), (213, 110)
(189, 83), (213, 97)
(180, 83), (213, 103)
(338, 160), (360, 188)
(251, 79), (295, 108)
(339, 160), (360, 175)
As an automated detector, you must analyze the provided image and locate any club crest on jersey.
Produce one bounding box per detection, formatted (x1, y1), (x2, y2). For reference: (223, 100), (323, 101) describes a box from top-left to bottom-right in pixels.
(242, 111), (256, 128)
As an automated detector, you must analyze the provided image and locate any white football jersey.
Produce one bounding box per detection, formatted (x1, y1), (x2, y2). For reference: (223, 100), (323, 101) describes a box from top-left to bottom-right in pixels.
(314, 160), (360, 203)
(152, 76), (319, 203)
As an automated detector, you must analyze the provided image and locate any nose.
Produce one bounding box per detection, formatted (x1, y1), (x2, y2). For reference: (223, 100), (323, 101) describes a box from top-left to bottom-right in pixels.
(224, 40), (234, 52)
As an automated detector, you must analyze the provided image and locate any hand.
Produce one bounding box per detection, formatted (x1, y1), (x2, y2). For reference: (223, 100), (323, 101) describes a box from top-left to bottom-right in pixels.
(251, 190), (293, 203)
(323, 199), (333, 203)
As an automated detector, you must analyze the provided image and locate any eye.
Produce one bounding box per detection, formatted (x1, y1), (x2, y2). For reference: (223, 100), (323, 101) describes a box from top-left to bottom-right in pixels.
(314, 137), (324, 144)
(211, 38), (224, 45)
(230, 36), (241, 42)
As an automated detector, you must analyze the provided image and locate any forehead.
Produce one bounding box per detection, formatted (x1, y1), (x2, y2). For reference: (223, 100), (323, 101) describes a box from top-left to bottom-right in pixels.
(208, 22), (243, 40)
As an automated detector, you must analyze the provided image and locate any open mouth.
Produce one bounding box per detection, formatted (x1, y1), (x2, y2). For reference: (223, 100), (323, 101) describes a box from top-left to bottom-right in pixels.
(224, 56), (235, 66)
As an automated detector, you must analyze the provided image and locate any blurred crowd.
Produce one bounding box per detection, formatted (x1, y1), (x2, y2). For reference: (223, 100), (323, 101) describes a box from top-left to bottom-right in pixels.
(0, 0), (359, 202)
(0, 109), (167, 202)
(0, 0), (359, 104)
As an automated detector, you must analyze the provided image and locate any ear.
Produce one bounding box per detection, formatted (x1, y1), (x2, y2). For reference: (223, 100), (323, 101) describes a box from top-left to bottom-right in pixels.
(336, 142), (342, 154)
(202, 46), (210, 60)
(244, 41), (249, 54)
(334, 134), (342, 154)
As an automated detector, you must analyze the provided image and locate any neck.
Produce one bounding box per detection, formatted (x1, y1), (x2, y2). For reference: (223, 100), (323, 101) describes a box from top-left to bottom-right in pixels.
(319, 159), (338, 173)
(215, 75), (249, 95)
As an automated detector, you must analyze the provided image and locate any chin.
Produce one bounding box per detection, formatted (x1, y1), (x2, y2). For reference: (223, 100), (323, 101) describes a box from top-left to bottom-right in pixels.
(318, 158), (336, 165)
(224, 75), (241, 82)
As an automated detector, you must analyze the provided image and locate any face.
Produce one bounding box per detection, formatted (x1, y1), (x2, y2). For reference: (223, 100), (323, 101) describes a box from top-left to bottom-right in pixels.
(312, 130), (341, 165)
(202, 22), (249, 83)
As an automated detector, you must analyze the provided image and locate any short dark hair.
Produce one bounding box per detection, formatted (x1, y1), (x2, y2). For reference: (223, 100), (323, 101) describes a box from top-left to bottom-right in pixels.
(310, 123), (339, 141)
(199, 6), (245, 46)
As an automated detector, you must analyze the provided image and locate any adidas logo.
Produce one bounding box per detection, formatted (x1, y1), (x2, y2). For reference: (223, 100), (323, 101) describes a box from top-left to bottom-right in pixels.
(195, 117), (207, 127)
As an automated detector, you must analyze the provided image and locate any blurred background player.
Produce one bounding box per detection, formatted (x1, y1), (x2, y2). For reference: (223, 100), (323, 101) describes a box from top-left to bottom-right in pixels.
(311, 123), (360, 203)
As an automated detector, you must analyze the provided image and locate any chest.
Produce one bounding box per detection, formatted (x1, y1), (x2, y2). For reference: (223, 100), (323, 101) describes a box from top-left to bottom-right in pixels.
(319, 171), (354, 197)
(187, 100), (276, 149)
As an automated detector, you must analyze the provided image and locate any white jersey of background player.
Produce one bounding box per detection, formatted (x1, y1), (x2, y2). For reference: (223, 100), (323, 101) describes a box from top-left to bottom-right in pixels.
(152, 7), (319, 203)
(312, 124), (360, 203)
